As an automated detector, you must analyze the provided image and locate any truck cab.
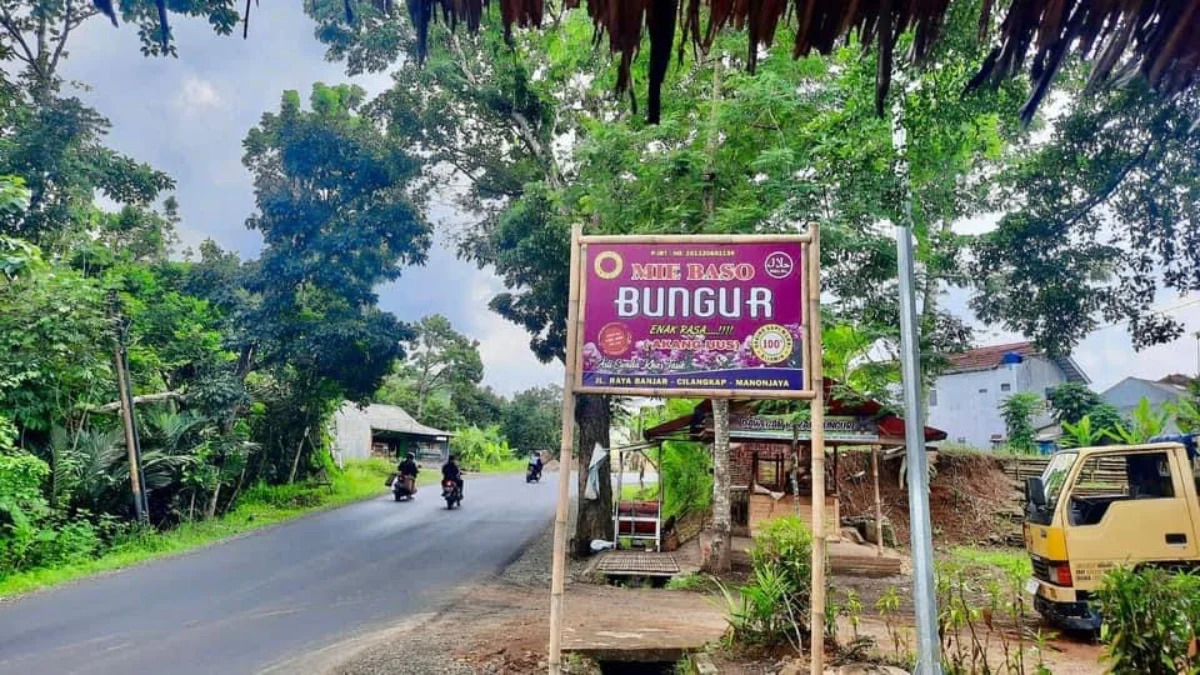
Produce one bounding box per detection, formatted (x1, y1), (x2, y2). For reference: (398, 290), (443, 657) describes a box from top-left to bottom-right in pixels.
(1023, 437), (1200, 631)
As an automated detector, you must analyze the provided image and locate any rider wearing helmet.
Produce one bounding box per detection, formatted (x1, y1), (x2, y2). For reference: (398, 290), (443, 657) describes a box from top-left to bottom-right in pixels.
(442, 454), (464, 498)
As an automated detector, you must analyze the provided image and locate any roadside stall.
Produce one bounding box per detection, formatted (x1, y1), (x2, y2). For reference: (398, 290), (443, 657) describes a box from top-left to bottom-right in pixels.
(643, 378), (947, 543)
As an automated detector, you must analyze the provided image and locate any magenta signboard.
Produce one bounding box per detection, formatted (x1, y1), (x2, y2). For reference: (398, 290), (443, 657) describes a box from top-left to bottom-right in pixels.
(578, 239), (808, 395)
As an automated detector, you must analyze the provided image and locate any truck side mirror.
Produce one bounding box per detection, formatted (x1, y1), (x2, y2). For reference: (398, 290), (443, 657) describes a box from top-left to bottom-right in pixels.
(1026, 477), (1047, 507)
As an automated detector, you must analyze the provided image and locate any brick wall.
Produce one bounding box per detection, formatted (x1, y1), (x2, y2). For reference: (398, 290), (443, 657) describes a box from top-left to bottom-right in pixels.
(732, 441), (797, 487)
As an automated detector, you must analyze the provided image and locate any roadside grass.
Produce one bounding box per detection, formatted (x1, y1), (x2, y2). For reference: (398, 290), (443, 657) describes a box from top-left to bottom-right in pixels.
(474, 457), (529, 475)
(0, 459), (418, 598)
(620, 483), (660, 501)
(949, 545), (1033, 579)
(665, 572), (718, 593)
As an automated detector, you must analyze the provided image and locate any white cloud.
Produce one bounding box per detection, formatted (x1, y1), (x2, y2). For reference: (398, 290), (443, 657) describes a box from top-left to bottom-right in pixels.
(465, 272), (562, 396)
(173, 77), (224, 114)
(941, 286), (1200, 392)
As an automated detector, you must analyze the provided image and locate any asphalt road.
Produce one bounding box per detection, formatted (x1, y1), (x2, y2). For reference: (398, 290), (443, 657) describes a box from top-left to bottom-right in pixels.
(0, 473), (560, 675)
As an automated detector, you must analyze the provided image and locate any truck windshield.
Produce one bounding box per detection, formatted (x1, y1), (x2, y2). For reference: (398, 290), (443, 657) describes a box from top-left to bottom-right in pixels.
(1031, 451), (1078, 525)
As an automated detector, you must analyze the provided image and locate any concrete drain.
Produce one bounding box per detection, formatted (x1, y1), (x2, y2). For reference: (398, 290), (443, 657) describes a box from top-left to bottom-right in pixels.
(596, 659), (680, 674)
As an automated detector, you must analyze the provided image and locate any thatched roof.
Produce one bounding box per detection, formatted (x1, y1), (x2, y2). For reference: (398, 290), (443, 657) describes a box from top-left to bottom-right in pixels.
(108, 0), (1199, 125)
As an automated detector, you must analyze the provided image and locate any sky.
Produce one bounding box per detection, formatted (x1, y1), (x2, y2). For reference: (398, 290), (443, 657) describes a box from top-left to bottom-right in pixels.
(60, 2), (562, 396)
(56, 4), (1200, 398)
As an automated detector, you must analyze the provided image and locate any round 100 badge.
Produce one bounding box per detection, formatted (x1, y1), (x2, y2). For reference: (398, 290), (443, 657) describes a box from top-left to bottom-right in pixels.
(750, 324), (794, 364)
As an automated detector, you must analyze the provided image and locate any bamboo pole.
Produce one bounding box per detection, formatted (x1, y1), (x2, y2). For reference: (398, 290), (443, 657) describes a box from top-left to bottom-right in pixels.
(872, 446), (883, 556)
(548, 224), (584, 675)
(808, 227), (827, 675)
(113, 345), (145, 523)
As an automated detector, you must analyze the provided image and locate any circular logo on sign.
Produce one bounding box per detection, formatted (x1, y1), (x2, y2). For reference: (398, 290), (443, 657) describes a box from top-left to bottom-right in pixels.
(594, 250), (623, 280)
(597, 322), (633, 357)
(751, 324), (794, 364)
(764, 251), (795, 279)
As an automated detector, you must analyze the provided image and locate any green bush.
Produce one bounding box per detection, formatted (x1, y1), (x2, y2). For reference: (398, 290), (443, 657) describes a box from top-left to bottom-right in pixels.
(1096, 566), (1200, 674)
(28, 518), (101, 567)
(450, 425), (513, 470)
(659, 441), (711, 521)
(721, 516), (819, 649)
(0, 451), (52, 574)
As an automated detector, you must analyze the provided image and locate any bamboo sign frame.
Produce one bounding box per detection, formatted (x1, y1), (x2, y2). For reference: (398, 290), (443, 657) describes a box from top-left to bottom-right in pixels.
(549, 225), (828, 674)
(573, 232), (816, 400)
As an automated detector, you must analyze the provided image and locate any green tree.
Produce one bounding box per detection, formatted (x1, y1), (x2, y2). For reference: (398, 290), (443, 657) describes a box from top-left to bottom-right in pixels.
(501, 385), (561, 457)
(452, 385), (505, 430)
(0, 236), (112, 438)
(971, 84), (1200, 355)
(1046, 383), (1123, 436)
(0, 94), (175, 249)
(999, 392), (1040, 454)
(0, 0), (239, 100)
(239, 82), (432, 481)
(380, 314), (484, 422)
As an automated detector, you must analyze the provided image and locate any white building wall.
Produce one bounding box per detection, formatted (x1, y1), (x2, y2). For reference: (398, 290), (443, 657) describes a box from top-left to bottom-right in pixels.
(331, 405), (374, 462)
(928, 356), (1071, 450)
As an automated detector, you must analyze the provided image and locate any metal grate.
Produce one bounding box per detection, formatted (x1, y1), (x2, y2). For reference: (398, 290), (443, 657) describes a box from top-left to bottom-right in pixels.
(596, 551), (681, 576)
(1030, 555), (1051, 583)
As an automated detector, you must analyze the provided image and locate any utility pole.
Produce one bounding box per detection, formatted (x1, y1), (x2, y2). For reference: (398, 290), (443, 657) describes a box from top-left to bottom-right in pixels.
(109, 291), (148, 523)
(892, 95), (941, 674)
(1194, 331), (1199, 379)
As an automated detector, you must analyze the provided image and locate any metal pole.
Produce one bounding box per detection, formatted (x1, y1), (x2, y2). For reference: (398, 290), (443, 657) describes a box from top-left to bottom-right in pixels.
(894, 95), (941, 675)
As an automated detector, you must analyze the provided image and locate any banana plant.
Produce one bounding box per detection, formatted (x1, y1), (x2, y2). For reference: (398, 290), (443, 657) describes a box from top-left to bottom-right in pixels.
(1061, 416), (1108, 448)
(1105, 398), (1169, 445)
(1168, 398), (1200, 434)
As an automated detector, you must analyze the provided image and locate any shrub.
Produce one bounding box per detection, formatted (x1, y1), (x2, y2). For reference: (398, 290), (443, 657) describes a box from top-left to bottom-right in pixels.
(1096, 566), (1200, 674)
(751, 516), (815, 598)
(721, 516), (819, 649)
(0, 451), (52, 574)
(450, 425), (513, 470)
(659, 441), (711, 521)
(28, 518), (101, 567)
(1000, 393), (1041, 454)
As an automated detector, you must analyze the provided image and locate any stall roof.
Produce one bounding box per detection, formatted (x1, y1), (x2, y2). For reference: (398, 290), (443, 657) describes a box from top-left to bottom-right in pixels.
(339, 402), (453, 439)
(642, 378), (947, 445)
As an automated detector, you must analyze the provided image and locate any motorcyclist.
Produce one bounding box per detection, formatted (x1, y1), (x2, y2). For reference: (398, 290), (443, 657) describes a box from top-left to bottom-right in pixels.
(398, 453), (419, 493)
(527, 454), (543, 480)
(442, 455), (464, 498)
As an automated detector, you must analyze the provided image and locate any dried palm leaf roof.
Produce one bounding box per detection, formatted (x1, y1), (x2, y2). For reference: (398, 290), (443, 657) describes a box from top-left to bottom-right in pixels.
(105, 0), (1200, 125)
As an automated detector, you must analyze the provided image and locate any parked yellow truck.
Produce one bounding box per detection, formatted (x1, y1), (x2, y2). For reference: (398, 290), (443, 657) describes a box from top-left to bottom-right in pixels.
(1023, 436), (1200, 631)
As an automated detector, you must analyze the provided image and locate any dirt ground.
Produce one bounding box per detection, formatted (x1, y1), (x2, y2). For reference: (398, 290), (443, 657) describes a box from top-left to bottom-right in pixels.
(326, 514), (1105, 675)
(839, 451), (1021, 547)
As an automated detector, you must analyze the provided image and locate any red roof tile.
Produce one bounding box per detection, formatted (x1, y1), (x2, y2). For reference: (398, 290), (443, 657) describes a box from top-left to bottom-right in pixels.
(945, 341), (1039, 373)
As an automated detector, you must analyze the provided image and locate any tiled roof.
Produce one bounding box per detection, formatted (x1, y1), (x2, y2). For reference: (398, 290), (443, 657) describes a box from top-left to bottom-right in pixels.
(945, 342), (1040, 373)
(943, 341), (1090, 383)
(1160, 373), (1194, 388)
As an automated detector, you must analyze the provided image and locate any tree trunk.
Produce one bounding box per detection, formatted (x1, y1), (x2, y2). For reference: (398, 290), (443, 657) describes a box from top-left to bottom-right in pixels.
(287, 426), (310, 485)
(572, 394), (612, 557)
(707, 399), (732, 573)
(205, 481), (221, 520)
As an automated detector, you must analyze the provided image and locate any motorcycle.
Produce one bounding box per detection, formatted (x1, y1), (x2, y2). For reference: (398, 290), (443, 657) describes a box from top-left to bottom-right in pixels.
(393, 474), (416, 502)
(441, 479), (463, 509)
(526, 463), (542, 483)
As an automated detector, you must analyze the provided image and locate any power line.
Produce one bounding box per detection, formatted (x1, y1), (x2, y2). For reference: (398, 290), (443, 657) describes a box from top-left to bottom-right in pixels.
(1090, 297), (1200, 333)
